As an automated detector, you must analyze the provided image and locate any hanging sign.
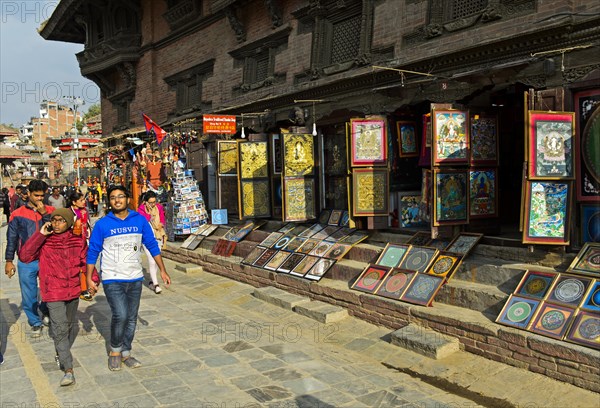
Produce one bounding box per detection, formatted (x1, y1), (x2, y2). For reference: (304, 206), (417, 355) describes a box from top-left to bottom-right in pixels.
(203, 114), (237, 134)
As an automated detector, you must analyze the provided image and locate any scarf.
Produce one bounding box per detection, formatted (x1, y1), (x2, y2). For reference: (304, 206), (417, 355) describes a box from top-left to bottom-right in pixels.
(148, 204), (166, 241)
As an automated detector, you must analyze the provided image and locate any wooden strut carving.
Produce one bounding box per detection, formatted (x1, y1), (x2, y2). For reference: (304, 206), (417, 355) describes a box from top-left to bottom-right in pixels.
(225, 6), (246, 43)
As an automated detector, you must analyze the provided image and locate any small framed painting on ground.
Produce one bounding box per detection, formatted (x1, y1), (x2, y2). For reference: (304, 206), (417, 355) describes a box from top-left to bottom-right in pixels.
(375, 243), (410, 268)
(374, 269), (417, 300)
(290, 255), (320, 277)
(445, 232), (483, 257)
(565, 310), (600, 350)
(567, 243), (600, 278)
(399, 273), (444, 306)
(425, 252), (462, 279)
(529, 302), (576, 340)
(242, 246), (267, 266)
(495, 295), (541, 329)
(407, 231), (431, 246)
(581, 280), (600, 312)
(398, 246), (438, 273)
(546, 274), (592, 308)
(304, 258), (336, 281)
(514, 270), (558, 300)
(351, 264), (390, 294)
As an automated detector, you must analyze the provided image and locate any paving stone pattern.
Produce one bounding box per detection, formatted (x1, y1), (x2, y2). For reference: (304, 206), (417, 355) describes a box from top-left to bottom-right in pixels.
(0, 256), (484, 408)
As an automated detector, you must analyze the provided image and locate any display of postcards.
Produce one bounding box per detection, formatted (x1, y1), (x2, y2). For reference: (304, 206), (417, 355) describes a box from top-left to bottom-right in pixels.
(253, 248), (278, 268)
(445, 233), (483, 257)
(278, 223), (296, 234)
(296, 238), (322, 254)
(290, 255), (320, 277)
(495, 295), (541, 329)
(298, 223), (325, 238)
(567, 243), (600, 278)
(351, 264), (391, 294)
(339, 211), (350, 227)
(191, 220), (200, 228)
(323, 243), (353, 260)
(264, 251), (291, 271)
(186, 235), (205, 251)
(309, 241), (335, 257)
(546, 274), (592, 307)
(182, 228), (191, 234)
(565, 310), (600, 350)
(400, 273), (445, 306)
(375, 269), (417, 300)
(282, 237), (307, 252)
(242, 246), (267, 265)
(514, 270), (558, 299)
(304, 258), (336, 281)
(581, 280), (600, 312)
(277, 253), (306, 273)
(376, 243), (410, 268)
(180, 234), (197, 250)
(181, 187), (191, 194)
(427, 238), (450, 250)
(529, 301), (576, 340)
(318, 210), (332, 225)
(338, 232), (369, 245)
(258, 232), (284, 248)
(406, 231), (432, 246)
(328, 210), (344, 226)
(312, 226), (341, 240)
(399, 246), (438, 273)
(201, 225), (219, 236)
(273, 235), (294, 250)
(426, 252), (462, 279)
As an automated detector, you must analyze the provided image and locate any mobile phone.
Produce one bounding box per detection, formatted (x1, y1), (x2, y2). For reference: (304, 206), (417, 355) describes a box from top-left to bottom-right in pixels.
(45, 224), (53, 232)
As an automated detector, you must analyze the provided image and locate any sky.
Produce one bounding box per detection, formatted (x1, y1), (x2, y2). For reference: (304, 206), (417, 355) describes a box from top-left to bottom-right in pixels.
(0, 1), (100, 127)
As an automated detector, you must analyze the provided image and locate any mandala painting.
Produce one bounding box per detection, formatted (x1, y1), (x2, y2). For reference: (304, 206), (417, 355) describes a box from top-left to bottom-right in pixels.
(323, 243), (353, 261)
(581, 281), (600, 312)
(546, 275), (592, 307)
(566, 311), (600, 350)
(400, 273), (444, 306)
(445, 233), (483, 256)
(296, 238), (322, 255)
(399, 246), (438, 273)
(514, 270), (558, 299)
(240, 180), (271, 218)
(374, 269), (416, 300)
(575, 90), (600, 202)
(530, 302), (575, 339)
(496, 295), (541, 329)
(567, 243), (600, 277)
(376, 244), (410, 268)
(426, 252), (462, 279)
(304, 258), (336, 281)
(351, 265), (390, 294)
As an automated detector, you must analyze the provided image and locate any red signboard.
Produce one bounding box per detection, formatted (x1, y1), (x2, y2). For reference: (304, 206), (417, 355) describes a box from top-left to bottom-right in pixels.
(203, 114), (237, 134)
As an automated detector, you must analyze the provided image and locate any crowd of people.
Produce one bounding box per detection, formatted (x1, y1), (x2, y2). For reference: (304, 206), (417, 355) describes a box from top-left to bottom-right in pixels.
(1, 180), (172, 386)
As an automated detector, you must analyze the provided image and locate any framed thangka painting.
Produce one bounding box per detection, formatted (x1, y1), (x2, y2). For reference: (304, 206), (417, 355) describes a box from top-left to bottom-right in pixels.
(433, 169), (468, 226)
(217, 140), (238, 175)
(350, 118), (387, 166)
(239, 179), (271, 218)
(528, 111), (575, 180)
(567, 243), (600, 278)
(469, 168), (498, 218)
(523, 181), (571, 245)
(398, 191), (427, 228)
(238, 141), (269, 178)
(283, 134), (314, 177)
(432, 110), (469, 165)
(283, 177), (316, 222)
(351, 168), (389, 216)
(470, 114), (499, 166)
(396, 121), (418, 158)
(581, 204), (600, 243)
(574, 90), (600, 201)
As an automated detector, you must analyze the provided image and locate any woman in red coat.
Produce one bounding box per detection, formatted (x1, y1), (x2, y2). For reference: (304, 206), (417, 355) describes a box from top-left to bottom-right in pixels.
(19, 208), (88, 387)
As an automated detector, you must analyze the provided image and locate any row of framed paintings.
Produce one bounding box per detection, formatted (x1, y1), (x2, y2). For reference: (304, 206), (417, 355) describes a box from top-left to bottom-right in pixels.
(180, 223), (219, 251)
(496, 270), (600, 349)
(242, 247), (336, 281)
(372, 244), (463, 280)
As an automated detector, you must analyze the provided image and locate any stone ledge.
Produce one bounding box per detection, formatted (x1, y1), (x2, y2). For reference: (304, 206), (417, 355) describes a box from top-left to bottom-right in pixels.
(252, 286), (310, 310)
(174, 263), (203, 273)
(391, 323), (460, 360)
(293, 301), (348, 324)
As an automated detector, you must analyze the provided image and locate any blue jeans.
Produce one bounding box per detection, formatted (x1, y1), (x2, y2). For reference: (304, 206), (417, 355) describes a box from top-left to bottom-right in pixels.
(17, 260), (47, 327)
(103, 280), (142, 357)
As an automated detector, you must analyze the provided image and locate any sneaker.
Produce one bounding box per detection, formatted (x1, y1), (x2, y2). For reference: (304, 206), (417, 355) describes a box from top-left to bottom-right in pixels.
(108, 354), (121, 371)
(80, 290), (93, 302)
(60, 371), (75, 386)
(154, 285), (162, 294)
(31, 326), (42, 338)
(42, 315), (50, 326)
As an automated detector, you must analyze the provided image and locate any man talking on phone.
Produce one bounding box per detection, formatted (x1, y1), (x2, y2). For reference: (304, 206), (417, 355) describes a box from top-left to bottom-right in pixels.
(4, 180), (55, 337)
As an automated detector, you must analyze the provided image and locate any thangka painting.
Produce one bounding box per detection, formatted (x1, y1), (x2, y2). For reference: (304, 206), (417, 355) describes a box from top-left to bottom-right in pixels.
(396, 121), (418, 157)
(420, 169), (432, 223)
(350, 118), (388, 166)
(283, 134), (315, 177)
(445, 232), (483, 256)
(325, 176), (349, 211)
(376, 243), (410, 268)
(399, 273), (444, 306)
(567, 243), (600, 278)
(546, 274), (592, 308)
(351, 264), (390, 294)
(528, 111), (575, 180)
(352, 168), (389, 216)
(496, 295), (541, 329)
(399, 191), (427, 228)
(581, 204), (600, 243)
(523, 181), (571, 245)
(374, 269), (417, 300)
(470, 115), (499, 166)
(432, 110), (469, 165)
(433, 169), (468, 226)
(574, 90), (600, 201)
(581, 281), (600, 312)
(469, 169), (498, 218)
(566, 310), (600, 350)
(217, 140), (238, 175)
(529, 302), (576, 340)
(514, 270), (557, 299)
(238, 141), (269, 179)
(324, 132), (348, 175)
(239, 179), (271, 218)
(283, 177), (316, 222)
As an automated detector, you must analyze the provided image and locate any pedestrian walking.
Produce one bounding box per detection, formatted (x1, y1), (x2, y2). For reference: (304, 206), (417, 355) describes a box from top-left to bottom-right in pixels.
(19, 208), (91, 386)
(67, 191), (91, 240)
(48, 187), (67, 208)
(137, 191), (167, 294)
(86, 185), (171, 371)
(0, 187), (9, 224)
(4, 180), (55, 336)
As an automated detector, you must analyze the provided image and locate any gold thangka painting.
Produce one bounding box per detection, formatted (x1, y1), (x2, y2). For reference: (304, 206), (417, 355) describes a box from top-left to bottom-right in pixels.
(239, 141), (269, 179)
(283, 134), (314, 177)
(352, 168), (389, 216)
(217, 140), (238, 175)
(240, 179), (271, 218)
(283, 177), (316, 221)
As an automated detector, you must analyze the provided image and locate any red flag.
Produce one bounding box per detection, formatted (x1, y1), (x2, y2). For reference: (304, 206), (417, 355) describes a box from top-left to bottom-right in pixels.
(142, 113), (167, 145)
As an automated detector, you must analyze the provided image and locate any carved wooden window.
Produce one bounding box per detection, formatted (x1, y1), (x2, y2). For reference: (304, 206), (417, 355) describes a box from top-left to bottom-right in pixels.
(329, 14), (362, 65)
(244, 49), (271, 85)
(116, 102), (129, 126)
(164, 60), (214, 115)
(449, 0), (488, 20)
(163, 0), (203, 29)
(176, 76), (202, 112)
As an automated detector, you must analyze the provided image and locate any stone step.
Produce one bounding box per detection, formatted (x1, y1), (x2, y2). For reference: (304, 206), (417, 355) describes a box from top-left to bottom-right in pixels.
(436, 279), (507, 315)
(390, 323), (460, 360)
(174, 263), (203, 273)
(252, 286), (310, 310)
(293, 300), (348, 324)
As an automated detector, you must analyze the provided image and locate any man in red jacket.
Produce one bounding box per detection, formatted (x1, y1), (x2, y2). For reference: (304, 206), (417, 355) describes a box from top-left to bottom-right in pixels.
(19, 208), (88, 386)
